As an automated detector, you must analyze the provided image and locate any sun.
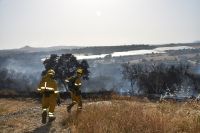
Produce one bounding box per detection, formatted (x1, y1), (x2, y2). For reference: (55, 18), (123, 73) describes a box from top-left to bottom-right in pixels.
(96, 11), (102, 17)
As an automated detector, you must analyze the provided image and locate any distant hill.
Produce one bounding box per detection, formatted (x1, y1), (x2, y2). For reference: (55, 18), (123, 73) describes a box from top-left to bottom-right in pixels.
(193, 40), (200, 43)
(18, 45), (83, 53)
(0, 42), (199, 56)
(55, 42), (200, 55)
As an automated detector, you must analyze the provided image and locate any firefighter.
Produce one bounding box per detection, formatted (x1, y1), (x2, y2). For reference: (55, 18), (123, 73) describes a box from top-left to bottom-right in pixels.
(37, 69), (60, 124)
(65, 68), (83, 113)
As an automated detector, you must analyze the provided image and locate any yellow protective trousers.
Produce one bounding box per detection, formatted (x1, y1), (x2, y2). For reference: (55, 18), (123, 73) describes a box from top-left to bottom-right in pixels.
(70, 91), (82, 108)
(42, 94), (57, 113)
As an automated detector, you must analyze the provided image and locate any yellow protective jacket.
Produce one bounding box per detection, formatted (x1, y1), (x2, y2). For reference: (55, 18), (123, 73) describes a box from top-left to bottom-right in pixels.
(38, 75), (59, 113)
(38, 75), (58, 98)
(66, 76), (82, 93)
(66, 76), (82, 108)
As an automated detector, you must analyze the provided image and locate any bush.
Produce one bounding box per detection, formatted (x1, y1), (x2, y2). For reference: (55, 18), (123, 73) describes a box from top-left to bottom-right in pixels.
(122, 62), (199, 94)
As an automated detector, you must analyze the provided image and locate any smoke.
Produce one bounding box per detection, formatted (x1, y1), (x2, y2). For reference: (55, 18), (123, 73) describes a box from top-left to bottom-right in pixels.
(82, 61), (131, 93)
(0, 53), (132, 93)
(4, 59), (39, 74)
(0, 57), (43, 91)
(2, 53), (200, 99)
(0, 52), (130, 93)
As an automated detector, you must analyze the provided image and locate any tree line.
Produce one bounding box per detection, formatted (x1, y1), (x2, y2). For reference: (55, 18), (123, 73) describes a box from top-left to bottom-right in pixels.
(122, 61), (200, 95)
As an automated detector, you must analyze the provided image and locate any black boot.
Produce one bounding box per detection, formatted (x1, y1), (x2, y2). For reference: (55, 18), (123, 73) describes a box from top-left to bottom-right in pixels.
(48, 112), (56, 122)
(42, 110), (47, 124)
(49, 116), (56, 122)
(67, 103), (75, 113)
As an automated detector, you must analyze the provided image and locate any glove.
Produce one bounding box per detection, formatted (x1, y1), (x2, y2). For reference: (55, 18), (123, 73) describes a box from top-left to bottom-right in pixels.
(57, 98), (61, 106)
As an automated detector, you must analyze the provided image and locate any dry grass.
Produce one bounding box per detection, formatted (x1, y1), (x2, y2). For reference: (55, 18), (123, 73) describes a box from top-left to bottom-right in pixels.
(0, 98), (41, 133)
(61, 100), (200, 133)
(0, 98), (37, 115)
(1, 97), (200, 133)
(0, 105), (7, 115)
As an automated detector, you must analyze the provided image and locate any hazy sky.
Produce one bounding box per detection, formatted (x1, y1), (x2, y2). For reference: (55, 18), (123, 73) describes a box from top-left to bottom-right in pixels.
(0, 0), (199, 49)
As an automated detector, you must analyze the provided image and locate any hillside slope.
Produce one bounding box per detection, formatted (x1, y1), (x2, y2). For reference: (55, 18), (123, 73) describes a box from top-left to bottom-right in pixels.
(1, 98), (200, 133)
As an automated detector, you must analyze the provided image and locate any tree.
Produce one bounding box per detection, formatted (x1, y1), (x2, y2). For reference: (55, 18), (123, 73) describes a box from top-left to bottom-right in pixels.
(122, 62), (193, 95)
(42, 54), (90, 90)
(122, 62), (146, 95)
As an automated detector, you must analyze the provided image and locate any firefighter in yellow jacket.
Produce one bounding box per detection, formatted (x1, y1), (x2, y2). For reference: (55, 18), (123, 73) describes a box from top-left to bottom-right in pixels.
(37, 69), (60, 123)
(65, 68), (83, 113)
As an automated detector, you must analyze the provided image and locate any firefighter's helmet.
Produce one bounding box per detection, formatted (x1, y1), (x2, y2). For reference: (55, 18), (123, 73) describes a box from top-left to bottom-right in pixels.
(76, 68), (83, 75)
(47, 69), (55, 76)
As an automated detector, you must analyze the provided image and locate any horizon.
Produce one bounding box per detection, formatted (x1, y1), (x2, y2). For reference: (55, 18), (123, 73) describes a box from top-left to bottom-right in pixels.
(1, 41), (199, 50)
